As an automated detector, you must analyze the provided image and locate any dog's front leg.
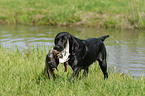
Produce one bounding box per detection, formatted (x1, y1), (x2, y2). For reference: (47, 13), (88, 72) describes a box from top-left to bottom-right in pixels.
(71, 67), (81, 82)
(64, 62), (68, 72)
(83, 67), (89, 76)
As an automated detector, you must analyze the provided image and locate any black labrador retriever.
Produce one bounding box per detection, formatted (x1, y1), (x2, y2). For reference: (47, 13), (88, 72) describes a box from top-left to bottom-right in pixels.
(52, 32), (109, 82)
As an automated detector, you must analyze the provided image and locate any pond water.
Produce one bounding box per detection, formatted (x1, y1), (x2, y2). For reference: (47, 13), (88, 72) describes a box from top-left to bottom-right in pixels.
(0, 25), (145, 77)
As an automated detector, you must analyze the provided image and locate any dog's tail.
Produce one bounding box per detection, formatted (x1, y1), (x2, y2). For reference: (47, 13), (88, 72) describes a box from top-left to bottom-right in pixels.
(99, 35), (110, 42)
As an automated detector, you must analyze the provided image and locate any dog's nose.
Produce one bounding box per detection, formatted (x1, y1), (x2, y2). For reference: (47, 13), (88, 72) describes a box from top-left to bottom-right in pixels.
(53, 45), (64, 52)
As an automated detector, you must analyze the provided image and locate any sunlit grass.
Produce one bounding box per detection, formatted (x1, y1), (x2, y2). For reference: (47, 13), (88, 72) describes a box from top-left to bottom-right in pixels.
(0, 46), (144, 95)
(0, 0), (145, 29)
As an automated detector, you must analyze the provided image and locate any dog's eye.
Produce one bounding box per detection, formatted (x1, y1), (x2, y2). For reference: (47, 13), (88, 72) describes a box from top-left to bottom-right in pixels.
(55, 39), (59, 43)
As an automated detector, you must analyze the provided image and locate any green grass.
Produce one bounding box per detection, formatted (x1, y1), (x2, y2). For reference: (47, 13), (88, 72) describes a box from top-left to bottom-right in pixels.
(0, 0), (145, 29)
(0, 46), (144, 96)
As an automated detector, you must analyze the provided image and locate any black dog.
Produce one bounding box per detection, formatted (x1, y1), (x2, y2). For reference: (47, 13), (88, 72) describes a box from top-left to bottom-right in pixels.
(53, 32), (109, 82)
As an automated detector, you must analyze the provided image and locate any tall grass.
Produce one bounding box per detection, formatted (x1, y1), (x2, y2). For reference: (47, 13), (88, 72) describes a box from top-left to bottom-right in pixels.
(0, 0), (145, 29)
(0, 46), (144, 95)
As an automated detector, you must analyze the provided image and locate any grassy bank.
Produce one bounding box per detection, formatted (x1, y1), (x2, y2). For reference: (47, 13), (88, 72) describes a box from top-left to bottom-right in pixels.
(0, 46), (144, 96)
(0, 0), (145, 29)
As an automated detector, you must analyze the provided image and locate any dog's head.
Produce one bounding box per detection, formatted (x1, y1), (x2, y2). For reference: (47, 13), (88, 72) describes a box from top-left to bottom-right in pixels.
(53, 32), (70, 52)
(53, 32), (71, 63)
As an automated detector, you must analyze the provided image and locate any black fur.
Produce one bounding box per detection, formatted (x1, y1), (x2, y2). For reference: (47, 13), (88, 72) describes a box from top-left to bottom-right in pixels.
(53, 32), (109, 82)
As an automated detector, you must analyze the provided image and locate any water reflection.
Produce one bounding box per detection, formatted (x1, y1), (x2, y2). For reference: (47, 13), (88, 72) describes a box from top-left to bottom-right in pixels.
(0, 25), (145, 77)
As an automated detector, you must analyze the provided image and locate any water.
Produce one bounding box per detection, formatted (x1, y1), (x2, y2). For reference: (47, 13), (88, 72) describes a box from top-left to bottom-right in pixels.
(0, 25), (145, 77)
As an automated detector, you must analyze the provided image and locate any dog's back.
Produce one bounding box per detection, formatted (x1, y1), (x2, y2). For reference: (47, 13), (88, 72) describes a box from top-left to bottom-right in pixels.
(81, 38), (106, 67)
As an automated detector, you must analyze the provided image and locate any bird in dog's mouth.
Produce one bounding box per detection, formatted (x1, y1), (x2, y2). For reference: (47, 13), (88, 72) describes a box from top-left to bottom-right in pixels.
(45, 39), (70, 79)
(49, 38), (70, 65)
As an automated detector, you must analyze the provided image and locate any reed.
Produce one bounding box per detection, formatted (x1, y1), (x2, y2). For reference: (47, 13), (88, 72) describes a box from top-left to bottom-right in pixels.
(0, 46), (144, 95)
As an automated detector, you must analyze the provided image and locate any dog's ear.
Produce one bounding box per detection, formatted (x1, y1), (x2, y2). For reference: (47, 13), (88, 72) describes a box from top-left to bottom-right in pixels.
(68, 34), (86, 57)
(69, 35), (80, 54)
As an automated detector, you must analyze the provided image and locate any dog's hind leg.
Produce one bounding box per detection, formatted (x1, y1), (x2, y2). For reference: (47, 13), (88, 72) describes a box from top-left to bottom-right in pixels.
(97, 59), (108, 79)
(97, 45), (108, 79)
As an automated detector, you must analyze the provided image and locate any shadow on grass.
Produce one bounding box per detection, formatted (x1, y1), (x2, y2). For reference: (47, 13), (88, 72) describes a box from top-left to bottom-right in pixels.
(35, 69), (48, 84)
(35, 69), (72, 84)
